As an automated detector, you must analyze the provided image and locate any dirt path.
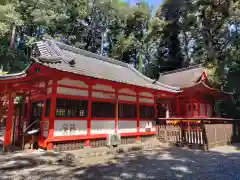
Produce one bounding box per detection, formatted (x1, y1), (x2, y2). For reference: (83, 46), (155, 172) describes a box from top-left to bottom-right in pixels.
(0, 145), (240, 180)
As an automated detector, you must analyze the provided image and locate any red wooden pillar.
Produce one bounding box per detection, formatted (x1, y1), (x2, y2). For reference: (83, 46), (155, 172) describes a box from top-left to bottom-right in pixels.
(136, 88), (140, 141)
(115, 87), (119, 134)
(41, 99), (46, 138)
(26, 93), (32, 127)
(3, 91), (14, 152)
(176, 96), (180, 116)
(154, 94), (158, 135)
(204, 103), (207, 116)
(47, 79), (57, 150)
(40, 81), (49, 137)
(197, 101), (200, 116)
(85, 81), (92, 147)
(184, 103), (187, 117)
(154, 95), (158, 118)
(190, 96), (194, 117)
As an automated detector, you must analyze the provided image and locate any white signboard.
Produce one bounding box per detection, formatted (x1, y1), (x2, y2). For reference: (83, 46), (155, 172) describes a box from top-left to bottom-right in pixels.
(54, 120), (87, 136)
(91, 120), (115, 134)
(118, 120), (137, 133)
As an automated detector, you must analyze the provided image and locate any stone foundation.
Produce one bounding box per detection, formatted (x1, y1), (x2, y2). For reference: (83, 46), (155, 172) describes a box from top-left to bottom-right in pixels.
(53, 140), (85, 151)
(51, 135), (154, 151)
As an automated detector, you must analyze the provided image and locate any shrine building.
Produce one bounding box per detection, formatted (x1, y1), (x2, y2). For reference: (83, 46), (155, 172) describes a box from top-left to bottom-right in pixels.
(0, 40), (179, 151)
(0, 40), (231, 151)
(157, 65), (231, 123)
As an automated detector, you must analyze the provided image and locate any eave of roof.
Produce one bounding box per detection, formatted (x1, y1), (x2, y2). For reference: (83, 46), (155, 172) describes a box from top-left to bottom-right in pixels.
(0, 64), (31, 80)
(34, 39), (181, 93)
(158, 64), (205, 88)
(181, 81), (232, 100)
(158, 64), (232, 99)
(201, 81), (232, 99)
(160, 64), (203, 76)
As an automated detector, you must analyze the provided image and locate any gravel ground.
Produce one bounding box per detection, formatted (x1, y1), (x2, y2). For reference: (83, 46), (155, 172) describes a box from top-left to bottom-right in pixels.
(1, 145), (240, 180)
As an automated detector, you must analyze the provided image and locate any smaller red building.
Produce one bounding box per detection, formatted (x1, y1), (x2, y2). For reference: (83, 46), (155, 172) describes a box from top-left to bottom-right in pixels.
(157, 65), (231, 122)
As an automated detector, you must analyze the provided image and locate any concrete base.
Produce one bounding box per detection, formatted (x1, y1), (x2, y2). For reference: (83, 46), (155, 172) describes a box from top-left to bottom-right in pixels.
(68, 139), (162, 158)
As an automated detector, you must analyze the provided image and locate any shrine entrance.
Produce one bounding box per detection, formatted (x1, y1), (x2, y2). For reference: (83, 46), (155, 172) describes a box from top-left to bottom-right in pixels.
(0, 98), (25, 150)
(12, 102), (24, 146)
(0, 69), (49, 151)
(30, 101), (43, 132)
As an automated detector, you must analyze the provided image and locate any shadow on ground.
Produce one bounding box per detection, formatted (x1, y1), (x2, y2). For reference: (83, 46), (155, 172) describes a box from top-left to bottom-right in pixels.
(1, 145), (240, 180)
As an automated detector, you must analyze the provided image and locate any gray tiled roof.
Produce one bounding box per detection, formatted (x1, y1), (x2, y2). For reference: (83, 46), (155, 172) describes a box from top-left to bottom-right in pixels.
(35, 40), (180, 93)
(158, 65), (205, 88)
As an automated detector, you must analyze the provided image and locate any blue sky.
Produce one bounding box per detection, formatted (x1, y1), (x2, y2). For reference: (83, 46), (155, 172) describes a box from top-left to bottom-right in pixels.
(145, 0), (162, 6)
(126, 0), (162, 6)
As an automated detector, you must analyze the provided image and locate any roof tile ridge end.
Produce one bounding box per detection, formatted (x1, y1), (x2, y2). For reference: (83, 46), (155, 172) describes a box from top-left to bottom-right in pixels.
(127, 65), (180, 91)
(55, 41), (128, 67)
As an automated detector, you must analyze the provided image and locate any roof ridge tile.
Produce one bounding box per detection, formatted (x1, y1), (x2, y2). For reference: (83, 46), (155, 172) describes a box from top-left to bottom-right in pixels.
(54, 40), (129, 67)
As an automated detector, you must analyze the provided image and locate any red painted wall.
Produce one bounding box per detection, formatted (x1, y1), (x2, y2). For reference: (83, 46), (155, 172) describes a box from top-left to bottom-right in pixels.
(25, 64), (162, 149)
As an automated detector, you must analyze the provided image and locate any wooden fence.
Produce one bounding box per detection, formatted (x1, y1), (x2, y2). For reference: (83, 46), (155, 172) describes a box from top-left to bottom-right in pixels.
(156, 120), (240, 150)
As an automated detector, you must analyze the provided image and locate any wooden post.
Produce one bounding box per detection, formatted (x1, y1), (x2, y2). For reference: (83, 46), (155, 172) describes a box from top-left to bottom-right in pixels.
(166, 102), (170, 118)
(214, 126), (217, 143)
(153, 94), (157, 139)
(86, 81), (92, 147)
(164, 125), (167, 141)
(215, 101), (220, 117)
(204, 103), (207, 116)
(3, 91), (14, 152)
(47, 79), (57, 150)
(136, 88), (140, 141)
(26, 93), (32, 128)
(115, 94), (119, 133)
(114, 87), (119, 134)
(197, 101), (200, 116)
(40, 81), (48, 138)
(176, 96), (180, 116)
(41, 99), (46, 138)
(190, 96), (194, 117)
(180, 120), (183, 146)
(184, 103), (186, 117)
(22, 93), (31, 150)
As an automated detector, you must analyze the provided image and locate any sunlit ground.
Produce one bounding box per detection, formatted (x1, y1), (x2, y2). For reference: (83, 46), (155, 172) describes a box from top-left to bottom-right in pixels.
(0, 144), (240, 180)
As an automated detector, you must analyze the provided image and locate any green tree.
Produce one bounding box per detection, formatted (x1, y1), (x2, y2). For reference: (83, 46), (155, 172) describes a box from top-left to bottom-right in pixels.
(109, 1), (152, 70)
(155, 0), (185, 72)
